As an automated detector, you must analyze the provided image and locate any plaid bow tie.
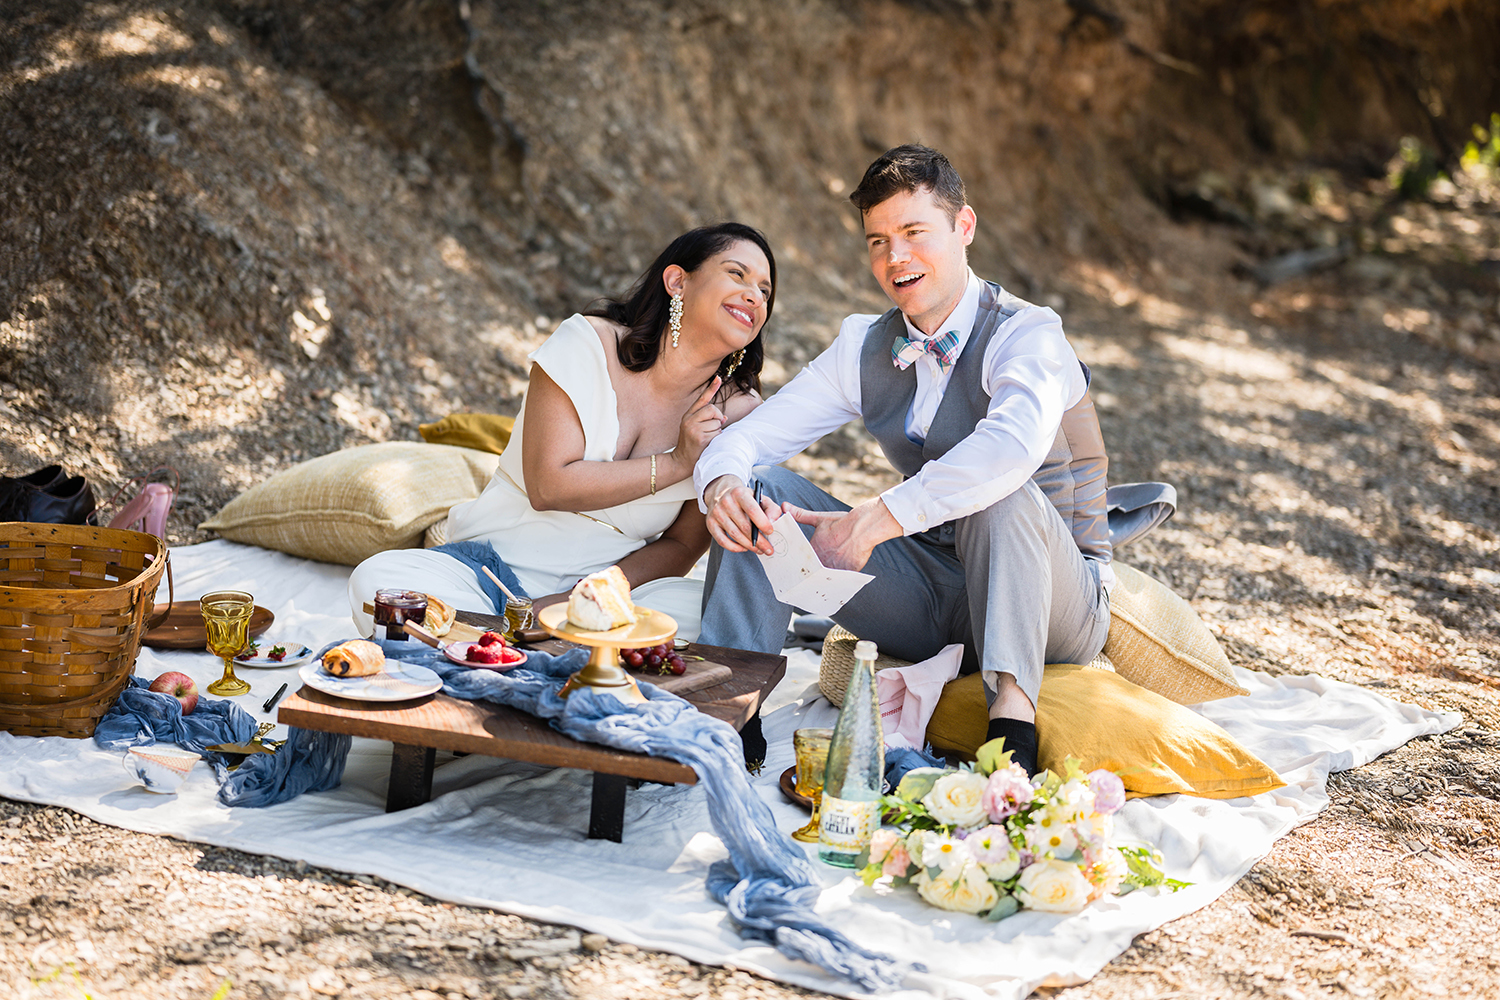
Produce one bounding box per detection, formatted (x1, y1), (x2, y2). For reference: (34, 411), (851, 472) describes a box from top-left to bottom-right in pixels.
(892, 329), (961, 372)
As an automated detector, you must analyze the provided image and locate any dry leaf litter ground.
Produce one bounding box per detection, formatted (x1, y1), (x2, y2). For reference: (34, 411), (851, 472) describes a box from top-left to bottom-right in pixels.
(3, 3), (1500, 999)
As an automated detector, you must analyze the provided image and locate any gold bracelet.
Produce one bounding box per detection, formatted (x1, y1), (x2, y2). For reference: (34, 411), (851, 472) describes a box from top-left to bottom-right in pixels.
(650, 454), (657, 495)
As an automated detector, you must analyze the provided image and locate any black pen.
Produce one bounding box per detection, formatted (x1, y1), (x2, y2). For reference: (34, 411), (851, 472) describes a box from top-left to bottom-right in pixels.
(262, 682), (289, 714)
(749, 479), (763, 547)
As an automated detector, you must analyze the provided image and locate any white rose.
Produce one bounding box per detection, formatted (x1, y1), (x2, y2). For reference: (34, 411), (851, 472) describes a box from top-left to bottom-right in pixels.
(982, 851), (1021, 882)
(914, 862), (999, 914)
(1015, 858), (1092, 913)
(922, 770), (990, 828)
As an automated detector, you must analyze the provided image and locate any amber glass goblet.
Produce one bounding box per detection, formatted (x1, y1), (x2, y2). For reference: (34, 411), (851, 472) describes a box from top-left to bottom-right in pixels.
(201, 590), (255, 696)
(790, 727), (833, 843)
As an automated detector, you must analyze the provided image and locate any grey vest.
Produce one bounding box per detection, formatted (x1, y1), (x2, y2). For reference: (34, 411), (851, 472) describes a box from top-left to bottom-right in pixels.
(858, 282), (1112, 563)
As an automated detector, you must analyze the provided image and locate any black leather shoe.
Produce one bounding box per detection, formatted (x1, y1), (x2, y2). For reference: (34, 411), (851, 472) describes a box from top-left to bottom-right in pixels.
(0, 471), (96, 524)
(13, 464), (67, 492)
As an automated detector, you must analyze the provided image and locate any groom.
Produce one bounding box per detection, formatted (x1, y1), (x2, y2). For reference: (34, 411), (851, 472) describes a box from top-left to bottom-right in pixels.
(694, 144), (1115, 776)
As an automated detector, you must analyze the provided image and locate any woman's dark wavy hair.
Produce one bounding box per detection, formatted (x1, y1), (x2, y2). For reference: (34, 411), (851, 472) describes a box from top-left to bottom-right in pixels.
(585, 222), (775, 399)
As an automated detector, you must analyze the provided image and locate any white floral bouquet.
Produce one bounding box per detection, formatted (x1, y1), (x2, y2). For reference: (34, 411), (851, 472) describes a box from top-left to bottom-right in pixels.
(858, 740), (1188, 918)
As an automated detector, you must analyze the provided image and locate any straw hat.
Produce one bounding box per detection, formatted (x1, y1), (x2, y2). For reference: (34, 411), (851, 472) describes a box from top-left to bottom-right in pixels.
(817, 625), (913, 706)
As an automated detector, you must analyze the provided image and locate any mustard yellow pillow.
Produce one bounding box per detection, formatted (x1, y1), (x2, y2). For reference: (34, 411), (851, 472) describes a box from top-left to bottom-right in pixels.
(925, 666), (1284, 800)
(200, 443), (500, 566)
(418, 413), (515, 455)
(1105, 562), (1249, 704)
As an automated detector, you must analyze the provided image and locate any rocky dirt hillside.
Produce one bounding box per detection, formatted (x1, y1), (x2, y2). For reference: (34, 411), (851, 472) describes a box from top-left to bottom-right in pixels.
(3, 1), (1500, 999)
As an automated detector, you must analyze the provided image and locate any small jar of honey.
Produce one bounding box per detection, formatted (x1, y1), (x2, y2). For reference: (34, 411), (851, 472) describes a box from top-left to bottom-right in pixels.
(503, 596), (534, 642)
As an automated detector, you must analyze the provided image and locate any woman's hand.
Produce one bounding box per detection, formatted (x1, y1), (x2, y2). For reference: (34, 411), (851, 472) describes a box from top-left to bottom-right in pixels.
(674, 377), (725, 471)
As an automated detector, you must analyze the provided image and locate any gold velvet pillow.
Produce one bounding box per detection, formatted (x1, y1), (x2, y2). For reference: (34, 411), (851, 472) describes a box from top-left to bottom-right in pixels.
(418, 413), (515, 455)
(924, 667), (1284, 800)
(1104, 562), (1249, 704)
(200, 442), (500, 566)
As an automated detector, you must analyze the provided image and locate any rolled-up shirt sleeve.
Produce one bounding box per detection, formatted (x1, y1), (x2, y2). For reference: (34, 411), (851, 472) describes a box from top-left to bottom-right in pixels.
(693, 314), (876, 509)
(878, 306), (1086, 534)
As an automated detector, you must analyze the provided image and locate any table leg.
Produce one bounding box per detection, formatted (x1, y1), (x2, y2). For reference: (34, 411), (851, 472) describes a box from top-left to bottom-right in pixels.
(386, 743), (435, 812)
(588, 772), (627, 842)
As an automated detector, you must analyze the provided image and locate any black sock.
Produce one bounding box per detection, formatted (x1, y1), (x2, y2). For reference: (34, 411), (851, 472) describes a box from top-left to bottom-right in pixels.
(985, 718), (1040, 777)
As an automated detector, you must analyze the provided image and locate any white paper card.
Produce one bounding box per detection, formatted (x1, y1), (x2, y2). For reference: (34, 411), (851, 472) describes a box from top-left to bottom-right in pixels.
(755, 512), (874, 615)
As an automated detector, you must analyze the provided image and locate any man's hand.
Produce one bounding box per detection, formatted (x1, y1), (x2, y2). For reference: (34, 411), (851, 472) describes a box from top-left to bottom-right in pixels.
(785, 497), (902, 572)
(703, 475), (777, 555)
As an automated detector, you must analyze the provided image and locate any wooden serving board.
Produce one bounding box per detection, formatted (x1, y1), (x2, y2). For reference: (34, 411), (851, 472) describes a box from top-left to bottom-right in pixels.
(142, 602), (274, 649)
(631, 660), (733, 696)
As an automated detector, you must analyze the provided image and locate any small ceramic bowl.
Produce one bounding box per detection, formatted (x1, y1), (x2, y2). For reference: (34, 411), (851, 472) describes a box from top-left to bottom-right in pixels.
(123, 745), (201, 794)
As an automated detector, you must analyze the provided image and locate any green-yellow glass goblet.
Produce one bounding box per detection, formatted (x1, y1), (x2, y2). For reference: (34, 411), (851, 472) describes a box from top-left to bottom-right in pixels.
(201, 590), (255, 696)
(790, 727), (833, 843)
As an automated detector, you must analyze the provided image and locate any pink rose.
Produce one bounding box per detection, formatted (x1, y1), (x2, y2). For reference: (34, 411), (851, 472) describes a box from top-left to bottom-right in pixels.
(868, 827), (900, 865)
(882, 842), (913, 878)
(982, 763), (1035, 822)
(1088, 770), (1126, 814)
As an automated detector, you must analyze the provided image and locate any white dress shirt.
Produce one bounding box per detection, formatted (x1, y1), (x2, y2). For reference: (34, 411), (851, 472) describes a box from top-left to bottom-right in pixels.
(694, 270), (1090, 539)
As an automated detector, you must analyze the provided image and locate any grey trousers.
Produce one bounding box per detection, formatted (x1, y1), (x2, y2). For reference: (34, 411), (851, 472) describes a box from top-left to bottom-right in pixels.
(697, 466), (1110, 706)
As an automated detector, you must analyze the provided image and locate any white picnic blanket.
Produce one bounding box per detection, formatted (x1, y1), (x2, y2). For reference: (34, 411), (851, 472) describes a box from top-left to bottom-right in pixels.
(0, 541), (1460, 999)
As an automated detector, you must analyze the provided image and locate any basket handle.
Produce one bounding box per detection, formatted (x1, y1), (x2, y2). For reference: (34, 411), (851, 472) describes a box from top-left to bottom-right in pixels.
(145, 552), (173, 631)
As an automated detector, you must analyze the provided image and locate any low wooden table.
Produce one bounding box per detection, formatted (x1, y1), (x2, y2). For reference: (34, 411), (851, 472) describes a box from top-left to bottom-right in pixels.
(278, 610), (785, 842)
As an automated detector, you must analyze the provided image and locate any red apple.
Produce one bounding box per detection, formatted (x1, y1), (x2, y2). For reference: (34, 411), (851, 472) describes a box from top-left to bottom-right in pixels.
(149, 671), (199, 715)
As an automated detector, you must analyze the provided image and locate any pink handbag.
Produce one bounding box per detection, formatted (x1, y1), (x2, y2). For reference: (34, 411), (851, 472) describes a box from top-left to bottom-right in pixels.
(101, 467), (178, 627)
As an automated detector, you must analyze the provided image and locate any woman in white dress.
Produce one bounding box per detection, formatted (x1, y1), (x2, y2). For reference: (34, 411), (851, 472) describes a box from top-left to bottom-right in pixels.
(348, 223), (776, 641)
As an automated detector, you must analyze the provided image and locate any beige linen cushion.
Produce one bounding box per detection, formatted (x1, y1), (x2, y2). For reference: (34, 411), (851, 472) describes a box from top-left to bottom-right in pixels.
(1105, 561), (1249, 704)
(200, 443), (500, 566)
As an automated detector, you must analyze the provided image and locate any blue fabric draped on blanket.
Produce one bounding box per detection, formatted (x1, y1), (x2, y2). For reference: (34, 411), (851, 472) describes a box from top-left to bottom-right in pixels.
(94, 677), (261, 779)
(222, 638), (913, 991)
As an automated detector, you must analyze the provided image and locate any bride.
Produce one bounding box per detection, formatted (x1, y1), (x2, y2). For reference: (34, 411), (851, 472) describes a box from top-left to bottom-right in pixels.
(348, 222), (776, 640)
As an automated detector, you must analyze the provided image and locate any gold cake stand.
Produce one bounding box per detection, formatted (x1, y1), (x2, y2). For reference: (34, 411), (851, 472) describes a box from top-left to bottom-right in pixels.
(537, 603), (677, 705)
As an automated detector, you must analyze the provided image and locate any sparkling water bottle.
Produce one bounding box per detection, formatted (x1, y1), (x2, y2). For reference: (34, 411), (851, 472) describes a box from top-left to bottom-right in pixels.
(818, 640), (885, 867)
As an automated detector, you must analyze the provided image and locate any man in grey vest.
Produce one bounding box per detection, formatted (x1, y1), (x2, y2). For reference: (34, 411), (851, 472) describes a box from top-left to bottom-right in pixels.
(694, 145), (1114, 776)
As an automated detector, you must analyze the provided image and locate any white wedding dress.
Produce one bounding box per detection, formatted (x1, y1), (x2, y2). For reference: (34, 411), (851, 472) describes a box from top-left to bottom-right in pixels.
(347, 315), (705, 639)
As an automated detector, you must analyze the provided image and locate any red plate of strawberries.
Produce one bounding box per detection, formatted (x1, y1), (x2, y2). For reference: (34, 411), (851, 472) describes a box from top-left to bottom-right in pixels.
(444, 631), (528, 671)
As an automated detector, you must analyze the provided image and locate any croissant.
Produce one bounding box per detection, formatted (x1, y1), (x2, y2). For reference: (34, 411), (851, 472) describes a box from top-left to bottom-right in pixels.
(322, 639), (385, 677)
(422, 593), (455, 637)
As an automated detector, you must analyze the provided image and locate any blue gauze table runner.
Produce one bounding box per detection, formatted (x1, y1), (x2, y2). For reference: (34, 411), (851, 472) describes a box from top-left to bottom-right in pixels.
(223, 637), (912, 991)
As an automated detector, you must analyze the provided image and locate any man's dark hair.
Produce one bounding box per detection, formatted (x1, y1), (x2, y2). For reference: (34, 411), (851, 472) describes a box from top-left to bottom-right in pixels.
(849, 144), (967, 224)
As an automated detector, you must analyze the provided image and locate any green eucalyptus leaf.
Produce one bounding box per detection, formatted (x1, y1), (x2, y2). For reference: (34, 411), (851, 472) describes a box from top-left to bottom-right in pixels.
(984, 893), (1020, 921)
(974, 739), (1014, 776)
(895, 767), (948, 803)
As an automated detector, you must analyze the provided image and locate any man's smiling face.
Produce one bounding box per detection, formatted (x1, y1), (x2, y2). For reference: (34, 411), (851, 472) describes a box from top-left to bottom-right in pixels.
(863, 186), (976, 336)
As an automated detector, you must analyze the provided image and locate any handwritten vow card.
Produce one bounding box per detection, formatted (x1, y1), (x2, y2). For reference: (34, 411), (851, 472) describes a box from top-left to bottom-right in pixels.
(755, 512), (874, 615)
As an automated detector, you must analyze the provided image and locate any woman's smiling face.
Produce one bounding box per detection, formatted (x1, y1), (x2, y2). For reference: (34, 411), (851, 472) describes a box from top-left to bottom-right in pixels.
(668, 240), (774, 351)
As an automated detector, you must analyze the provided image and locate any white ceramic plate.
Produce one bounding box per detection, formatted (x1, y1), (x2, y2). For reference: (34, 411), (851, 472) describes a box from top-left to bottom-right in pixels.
(297, 659), (442, 702)
(233, 640), (316, 668)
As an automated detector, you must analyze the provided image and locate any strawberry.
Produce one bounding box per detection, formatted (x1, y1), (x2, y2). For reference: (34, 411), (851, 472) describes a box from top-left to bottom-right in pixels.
(466, 644), (503, 664)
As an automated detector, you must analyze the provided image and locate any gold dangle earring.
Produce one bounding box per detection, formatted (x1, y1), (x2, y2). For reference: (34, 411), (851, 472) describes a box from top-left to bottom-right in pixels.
(668, 293), (683, 349)
(722, 348), (746, 378)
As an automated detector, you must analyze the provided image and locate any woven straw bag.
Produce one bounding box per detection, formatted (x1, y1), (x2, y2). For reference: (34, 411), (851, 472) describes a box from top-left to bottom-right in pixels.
(817, 625), (913, 706)
(0, 523), (168, 738)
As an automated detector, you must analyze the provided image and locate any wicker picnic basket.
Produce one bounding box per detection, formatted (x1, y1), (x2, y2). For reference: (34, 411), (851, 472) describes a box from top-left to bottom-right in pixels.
(817, 625), (913, 706)
(0, 522), (168, 738)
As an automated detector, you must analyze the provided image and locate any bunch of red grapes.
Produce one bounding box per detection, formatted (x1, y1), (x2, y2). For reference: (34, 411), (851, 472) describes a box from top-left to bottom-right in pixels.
(621, 643), (686, 675)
